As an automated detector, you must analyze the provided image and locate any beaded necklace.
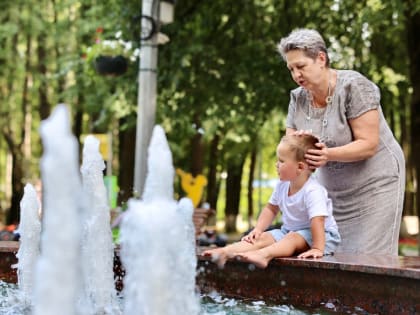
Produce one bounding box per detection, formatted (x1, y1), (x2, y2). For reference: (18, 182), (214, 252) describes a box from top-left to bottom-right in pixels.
(304, 70), (333, 141)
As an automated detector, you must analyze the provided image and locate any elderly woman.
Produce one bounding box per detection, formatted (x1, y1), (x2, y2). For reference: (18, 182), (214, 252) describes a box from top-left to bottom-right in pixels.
(278, 29), (405, 255)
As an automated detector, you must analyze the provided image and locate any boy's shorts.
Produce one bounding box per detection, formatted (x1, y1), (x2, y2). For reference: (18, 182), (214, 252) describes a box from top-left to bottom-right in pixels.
(268, 225), (341, 255)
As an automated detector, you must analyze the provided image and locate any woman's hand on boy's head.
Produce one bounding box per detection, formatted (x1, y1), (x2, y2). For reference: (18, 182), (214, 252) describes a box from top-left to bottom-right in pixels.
(297, 248), (323, 259)
(305, 142), (329, 169)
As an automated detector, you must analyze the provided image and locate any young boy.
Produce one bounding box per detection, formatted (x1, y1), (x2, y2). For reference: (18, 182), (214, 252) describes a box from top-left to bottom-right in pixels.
(203, 134), (341, 268)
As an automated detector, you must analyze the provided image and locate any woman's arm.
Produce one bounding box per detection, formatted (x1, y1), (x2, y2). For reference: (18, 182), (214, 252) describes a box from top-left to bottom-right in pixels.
(322, 109), (379, 162)
(289, 109), (380, 168)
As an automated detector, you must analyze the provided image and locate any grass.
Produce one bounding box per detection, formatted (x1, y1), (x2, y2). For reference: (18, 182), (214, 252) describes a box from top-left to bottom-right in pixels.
(398, 237), (419, 256)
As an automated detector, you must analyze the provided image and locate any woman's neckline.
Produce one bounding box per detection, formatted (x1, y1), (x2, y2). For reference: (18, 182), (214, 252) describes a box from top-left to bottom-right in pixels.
(309, 69), (338, 109)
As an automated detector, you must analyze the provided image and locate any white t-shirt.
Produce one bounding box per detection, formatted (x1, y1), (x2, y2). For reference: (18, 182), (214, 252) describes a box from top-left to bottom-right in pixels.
(269, 176), (338, 232)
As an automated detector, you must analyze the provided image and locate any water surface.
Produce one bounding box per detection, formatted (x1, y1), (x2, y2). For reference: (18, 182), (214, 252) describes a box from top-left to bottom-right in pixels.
(1, 281), (372, 315)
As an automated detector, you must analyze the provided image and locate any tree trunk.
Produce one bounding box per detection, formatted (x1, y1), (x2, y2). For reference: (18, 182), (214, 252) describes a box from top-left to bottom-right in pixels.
(207, 134), (220, 209)
(8, 153), (24, 224)
(52, 0), (65, 103)
(5, 33), (32, 223)
(72, 0), (92, 161)
(2, 128), (23, 224)
(118, 120), (135, 206)
(399, 81), (413, 216)
(406, 3), (420, 253)
(191, 114), (204, 177)
(191, 132), (204, 177)
(21, 34), (31, 170)
(224, 155), (245, 233)
(407, 8), (420, 206)
(37, 32), (51, 121)
(247, 146), (257, 228)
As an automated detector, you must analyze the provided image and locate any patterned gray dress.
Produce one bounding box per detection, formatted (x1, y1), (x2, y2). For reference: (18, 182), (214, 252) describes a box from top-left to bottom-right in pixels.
(286, 70), (405, 255)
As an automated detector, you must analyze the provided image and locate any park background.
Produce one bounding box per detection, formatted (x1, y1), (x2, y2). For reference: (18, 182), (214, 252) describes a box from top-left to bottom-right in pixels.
(0, 1), (419, 253)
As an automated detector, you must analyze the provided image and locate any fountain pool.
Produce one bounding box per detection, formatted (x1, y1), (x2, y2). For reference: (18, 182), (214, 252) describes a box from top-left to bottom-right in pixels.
(0, 280), (338, 315)
(1, 218), (420, 314)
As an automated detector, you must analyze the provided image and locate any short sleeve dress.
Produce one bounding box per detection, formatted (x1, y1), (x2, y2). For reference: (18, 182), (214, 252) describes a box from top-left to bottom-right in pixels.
(286, 70), (405, 255)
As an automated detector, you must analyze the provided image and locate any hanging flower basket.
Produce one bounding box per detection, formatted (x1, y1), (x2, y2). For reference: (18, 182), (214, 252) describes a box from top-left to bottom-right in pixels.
(94, 55), (128, 76)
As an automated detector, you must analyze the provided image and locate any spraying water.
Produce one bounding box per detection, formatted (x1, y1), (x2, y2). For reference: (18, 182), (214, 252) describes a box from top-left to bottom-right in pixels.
(32, 104), (83, 315)
(119, 125), (200, 315)
(14, 183), (41, 308)
(80, 135), (120, 314)
(0, 107), (200, 315)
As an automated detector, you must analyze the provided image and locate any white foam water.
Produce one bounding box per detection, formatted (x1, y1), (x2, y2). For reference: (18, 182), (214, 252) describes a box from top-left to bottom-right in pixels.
(119, 125), (200, 315)
(12, 183), (41, 310)
(0, 106), (199, 315)
(80, 135), (120, 314)
(33, 104), (83, 315)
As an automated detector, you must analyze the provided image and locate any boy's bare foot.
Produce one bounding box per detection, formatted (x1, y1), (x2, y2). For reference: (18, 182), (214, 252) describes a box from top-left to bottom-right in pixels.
(236, 251), (270, 269)
(202, 248), (229, 268)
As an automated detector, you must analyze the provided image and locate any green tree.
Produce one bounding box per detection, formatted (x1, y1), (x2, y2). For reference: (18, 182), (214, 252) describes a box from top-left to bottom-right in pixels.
(0, 0), (419, 240)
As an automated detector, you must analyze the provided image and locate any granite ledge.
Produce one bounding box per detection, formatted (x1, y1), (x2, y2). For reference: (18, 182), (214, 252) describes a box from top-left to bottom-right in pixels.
(197, 246), (420, 280)
(2, 241), (420, 280)
(0, 241), (18, 253)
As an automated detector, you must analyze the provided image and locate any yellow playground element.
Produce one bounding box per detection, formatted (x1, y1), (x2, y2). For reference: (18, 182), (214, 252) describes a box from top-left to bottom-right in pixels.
(176, 168), (208, 208)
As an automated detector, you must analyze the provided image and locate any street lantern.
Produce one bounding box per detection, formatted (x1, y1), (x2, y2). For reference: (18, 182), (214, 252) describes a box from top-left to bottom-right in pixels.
(134, 0), (175, 198)
(139, 0), (175, 40)
(160, 0), (175, 25)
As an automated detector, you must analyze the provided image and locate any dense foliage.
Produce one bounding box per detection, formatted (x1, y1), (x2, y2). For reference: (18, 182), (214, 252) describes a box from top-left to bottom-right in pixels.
(0, 0), (419, 233)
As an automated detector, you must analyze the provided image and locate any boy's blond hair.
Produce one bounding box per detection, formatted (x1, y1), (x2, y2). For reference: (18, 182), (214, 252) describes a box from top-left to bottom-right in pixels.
(279, 134), (319, 163)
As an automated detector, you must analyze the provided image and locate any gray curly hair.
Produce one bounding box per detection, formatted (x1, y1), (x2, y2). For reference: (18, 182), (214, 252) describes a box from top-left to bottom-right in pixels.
(277, 29), (330, 66)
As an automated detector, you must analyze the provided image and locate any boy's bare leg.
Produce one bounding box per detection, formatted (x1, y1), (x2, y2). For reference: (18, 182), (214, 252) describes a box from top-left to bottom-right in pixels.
(237, 232), (309, 268)
(202, 232), (275, 268)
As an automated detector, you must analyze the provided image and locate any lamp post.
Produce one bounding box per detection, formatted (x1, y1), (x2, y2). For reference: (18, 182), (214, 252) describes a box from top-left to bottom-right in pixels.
(134, 0), (175, 198)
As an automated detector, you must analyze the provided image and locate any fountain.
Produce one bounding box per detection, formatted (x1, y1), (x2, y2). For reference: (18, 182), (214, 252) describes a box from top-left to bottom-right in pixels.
(119, 126), (199, 315)
(79, 135), (120, 315)
(0, 103), (419, 314)
(15, 184), (41, 306)
(32, 104), (86, 315)
(0, 104), (200, 314)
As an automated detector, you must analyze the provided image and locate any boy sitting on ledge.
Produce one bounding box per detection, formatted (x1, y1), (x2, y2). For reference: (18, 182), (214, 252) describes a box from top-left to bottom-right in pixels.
(203, 134), (341, 268)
